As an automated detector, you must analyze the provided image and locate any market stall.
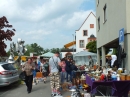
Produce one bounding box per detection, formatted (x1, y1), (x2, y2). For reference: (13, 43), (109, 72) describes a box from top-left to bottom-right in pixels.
(86, 74), (130, 97)
(40, 52), (54, 58)
(68, 64), (130, 97)
(73, 51), (97, 65)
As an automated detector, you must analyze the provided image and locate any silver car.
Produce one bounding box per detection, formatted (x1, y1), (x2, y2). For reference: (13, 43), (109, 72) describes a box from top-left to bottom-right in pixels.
(0, 62), (19, 87)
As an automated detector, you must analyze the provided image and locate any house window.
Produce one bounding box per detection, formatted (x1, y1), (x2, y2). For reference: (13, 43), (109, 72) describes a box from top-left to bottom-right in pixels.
(90, 24), (94, 28)
(98, 17), (100, 30)
(103, 4), (107, 23)
(79, 40), (84, 48)
(97, 0), (99, 6)
(83, 30), (88, 36)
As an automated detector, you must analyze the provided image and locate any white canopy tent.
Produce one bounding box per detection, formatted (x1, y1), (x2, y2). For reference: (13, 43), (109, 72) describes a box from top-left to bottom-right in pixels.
(40, 52), (54, 58)
(73, 51), (97, 65)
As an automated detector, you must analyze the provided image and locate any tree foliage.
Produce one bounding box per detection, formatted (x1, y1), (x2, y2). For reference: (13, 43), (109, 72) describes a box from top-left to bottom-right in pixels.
(24, 43), (44, 56)
(7, 42), (64, 56)
(50, 48), (60, 53)
(86, 41), (97, 53)
(0, 16), (15, 56)
(6, 50), (18, 57)
(44, 49), (50, 53)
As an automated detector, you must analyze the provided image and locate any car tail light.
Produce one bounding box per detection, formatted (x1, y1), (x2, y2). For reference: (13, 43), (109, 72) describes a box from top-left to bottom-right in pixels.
(0, 71), (12, 75)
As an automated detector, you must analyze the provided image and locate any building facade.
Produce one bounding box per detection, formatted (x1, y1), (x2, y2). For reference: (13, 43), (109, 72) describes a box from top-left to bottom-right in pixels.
(96, 0), (130, 70)
(75, 12), (96, 53)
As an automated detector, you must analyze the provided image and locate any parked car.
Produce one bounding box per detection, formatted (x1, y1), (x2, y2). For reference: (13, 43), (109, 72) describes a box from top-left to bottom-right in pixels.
(0, 62), (19, 87)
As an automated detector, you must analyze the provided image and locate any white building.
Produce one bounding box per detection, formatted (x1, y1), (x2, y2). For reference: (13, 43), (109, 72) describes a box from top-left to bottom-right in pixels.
(75, 12), (96, 53)
(60, 12), (96, 58)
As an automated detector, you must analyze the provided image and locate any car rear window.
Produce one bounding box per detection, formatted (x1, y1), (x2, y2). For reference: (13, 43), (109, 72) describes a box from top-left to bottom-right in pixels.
(2, 64), (16, 70)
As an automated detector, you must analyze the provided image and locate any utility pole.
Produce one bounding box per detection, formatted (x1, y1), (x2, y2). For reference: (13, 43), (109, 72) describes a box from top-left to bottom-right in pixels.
(72, 34), (74, 55)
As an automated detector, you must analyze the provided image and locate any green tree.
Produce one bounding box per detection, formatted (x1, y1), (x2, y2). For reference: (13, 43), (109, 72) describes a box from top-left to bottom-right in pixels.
(24, 43), (44, 56)
(31, 43), (44, 55)
(24, 44), (34, 56)
(43, 49), (50, 53)
(50, 48), (60, 53)
(86, 41), (97, 53)
(6, 50), (18, 57)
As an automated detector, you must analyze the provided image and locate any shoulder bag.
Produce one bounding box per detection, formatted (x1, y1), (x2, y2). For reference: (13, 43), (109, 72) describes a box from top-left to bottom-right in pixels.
(19, 71), (26, 81)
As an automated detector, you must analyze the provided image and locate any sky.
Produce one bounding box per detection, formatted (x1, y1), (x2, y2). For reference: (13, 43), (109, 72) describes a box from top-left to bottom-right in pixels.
(0, 0), (95, 51)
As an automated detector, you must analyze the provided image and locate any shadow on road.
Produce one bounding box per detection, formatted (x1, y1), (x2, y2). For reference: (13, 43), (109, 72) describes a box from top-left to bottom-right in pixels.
(0, 81), (21, 95)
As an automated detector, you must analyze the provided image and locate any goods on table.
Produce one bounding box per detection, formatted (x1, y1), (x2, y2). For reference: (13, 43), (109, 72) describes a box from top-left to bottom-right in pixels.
(126, 75), (130, 80)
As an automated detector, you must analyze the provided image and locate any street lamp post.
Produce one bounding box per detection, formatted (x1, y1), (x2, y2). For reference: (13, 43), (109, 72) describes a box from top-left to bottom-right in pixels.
(72, 34), (74, 55)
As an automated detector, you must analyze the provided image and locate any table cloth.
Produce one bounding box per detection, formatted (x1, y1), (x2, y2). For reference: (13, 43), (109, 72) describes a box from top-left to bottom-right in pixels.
(86, 75), (130, 97)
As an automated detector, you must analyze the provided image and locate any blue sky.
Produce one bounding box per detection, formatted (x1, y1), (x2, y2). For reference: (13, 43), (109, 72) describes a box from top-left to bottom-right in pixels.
(0, 0), (95, 51)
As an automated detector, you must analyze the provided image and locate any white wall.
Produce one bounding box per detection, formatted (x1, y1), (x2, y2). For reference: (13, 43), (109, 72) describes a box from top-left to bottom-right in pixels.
(76, 13), (96, 53)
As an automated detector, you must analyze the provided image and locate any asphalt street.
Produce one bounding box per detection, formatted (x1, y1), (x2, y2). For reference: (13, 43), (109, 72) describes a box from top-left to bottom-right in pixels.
(0, 79), (72, 97)
(0, 79), (130, 97)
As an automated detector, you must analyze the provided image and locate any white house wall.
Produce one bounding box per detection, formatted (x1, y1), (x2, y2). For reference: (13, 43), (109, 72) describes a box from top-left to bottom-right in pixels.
(76, 13), (96, 53)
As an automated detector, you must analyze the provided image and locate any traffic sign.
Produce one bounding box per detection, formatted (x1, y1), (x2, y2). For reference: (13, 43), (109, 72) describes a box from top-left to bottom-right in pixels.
(119, 28), (124, 45)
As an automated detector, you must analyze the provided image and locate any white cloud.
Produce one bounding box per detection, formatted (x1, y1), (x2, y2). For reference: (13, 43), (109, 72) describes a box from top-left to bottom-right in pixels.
(0, 0), (85, 22)
(0, 0), (95, 51)
(66, 10), (95, 29)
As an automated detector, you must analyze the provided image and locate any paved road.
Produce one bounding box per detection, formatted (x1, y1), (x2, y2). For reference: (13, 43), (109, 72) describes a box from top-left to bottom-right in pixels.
(0, 79), (72, 97)
(0, 81), (20, 95)
(0, 79), (130, 97)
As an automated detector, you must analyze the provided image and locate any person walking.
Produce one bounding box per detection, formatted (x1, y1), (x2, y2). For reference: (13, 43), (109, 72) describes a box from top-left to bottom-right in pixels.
(49, 52), (61, 96)
(88, 55), (94, 68)
(22, 58), (35, 93)
(60, 58), (66, 84)
(43, 59), (49, 77)
(65, 58), (72, 82)
(40, 59), (48, 83)
(32, 58), (37, 78)
(70, 60), (78, 82)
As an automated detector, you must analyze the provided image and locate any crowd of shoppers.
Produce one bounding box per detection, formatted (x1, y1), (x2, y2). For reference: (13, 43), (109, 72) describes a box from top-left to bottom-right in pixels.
(21, 52), (78, 96)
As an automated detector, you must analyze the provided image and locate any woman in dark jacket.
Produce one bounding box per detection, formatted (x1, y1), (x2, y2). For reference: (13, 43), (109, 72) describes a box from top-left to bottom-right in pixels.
(65, 58), (72, 82)
(70, 61), (78, 82)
